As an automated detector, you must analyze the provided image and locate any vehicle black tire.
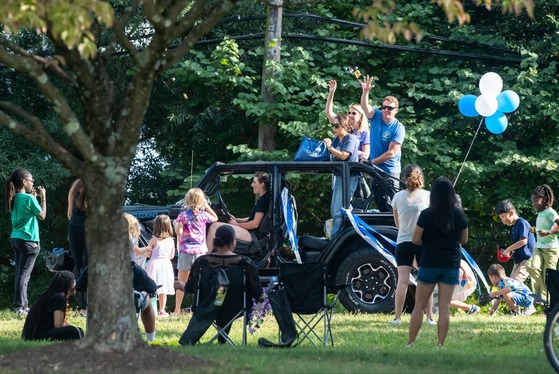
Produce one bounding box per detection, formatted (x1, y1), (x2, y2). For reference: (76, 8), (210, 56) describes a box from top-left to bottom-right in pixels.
(544, 303), (559, 372)
(336, 248), (397, 314)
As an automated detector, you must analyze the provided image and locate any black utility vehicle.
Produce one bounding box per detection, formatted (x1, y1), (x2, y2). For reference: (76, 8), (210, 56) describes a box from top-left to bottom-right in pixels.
(124, 161), (406, 314)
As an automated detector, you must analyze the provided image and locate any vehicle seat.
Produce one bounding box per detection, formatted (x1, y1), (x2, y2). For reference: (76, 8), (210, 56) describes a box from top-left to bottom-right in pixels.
(299, 236), (328, 251)
(298, 236), (328, 263)
(351, 197), (370, 212)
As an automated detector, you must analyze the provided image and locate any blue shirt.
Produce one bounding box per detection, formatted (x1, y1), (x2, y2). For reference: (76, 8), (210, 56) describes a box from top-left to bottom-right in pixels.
(332, 134), (359, 177)
(498, 276), (531, 296)
(511, 217), (535, 263)
(369, 109), (405, 174)
(332, 134), (359, 162)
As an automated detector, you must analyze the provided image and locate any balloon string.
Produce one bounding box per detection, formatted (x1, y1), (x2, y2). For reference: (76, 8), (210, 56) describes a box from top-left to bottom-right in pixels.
(454, 117), (484, 187)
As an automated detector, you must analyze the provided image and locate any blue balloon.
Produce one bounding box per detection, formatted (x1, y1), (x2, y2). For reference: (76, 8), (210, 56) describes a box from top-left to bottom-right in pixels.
(485, 111), (508, 134)
(497, 90), (520, 113)
(458, 94), (479, 117)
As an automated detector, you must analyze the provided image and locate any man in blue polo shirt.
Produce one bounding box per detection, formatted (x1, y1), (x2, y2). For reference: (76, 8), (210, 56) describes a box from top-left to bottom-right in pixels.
(360, 75), (405, 212)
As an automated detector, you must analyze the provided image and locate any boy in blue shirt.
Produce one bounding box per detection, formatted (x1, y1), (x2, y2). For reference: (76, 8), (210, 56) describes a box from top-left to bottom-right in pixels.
(495, 199), (535, 283)
(487, 263), (535, 316)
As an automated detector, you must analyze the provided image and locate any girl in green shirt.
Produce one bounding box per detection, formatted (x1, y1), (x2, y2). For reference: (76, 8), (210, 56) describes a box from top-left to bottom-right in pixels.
(5, 168), (46, 316)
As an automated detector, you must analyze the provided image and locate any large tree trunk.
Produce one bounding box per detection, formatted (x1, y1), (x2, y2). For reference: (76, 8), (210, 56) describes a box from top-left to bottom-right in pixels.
(78, 170), (142, 352)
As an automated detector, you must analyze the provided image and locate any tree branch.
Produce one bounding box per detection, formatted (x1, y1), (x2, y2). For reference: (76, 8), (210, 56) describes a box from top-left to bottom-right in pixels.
(0, 36), (77, 85)
(0, 38), (100, 165)
(161, 0), (238, 71)
(110, 0), (141, 59)
(0, 102), (83, 173)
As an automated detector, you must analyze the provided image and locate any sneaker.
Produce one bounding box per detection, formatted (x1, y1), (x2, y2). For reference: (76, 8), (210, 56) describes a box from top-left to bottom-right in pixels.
(467, 305), (480, 315)
(391, 318), (402, 325)
(15, 308), (29, 316)
(426, 318), (436, 325)
(523, 304), (536, 316)
(158, 311), (169, 318)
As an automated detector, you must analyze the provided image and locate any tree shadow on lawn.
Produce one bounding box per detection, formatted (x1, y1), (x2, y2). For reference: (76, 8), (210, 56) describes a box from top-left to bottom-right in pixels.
(0, 342), (212, 373)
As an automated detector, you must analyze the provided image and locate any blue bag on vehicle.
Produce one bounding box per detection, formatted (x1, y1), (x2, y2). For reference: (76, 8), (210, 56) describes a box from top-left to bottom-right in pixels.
(293, 137), (329, 161)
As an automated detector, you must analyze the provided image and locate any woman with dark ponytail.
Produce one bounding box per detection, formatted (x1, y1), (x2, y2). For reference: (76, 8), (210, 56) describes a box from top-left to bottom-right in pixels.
(22, 270), (84, 341)
(175, 224), (262, 345)
(408, 177), (468, 348)
(5, 168), (46, 316)
(178, 224), (261, 297)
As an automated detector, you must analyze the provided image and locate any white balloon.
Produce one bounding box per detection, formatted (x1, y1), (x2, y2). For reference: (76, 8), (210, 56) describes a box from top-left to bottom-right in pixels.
(479, 72), (503, 97)
(475, 94), (498, 117)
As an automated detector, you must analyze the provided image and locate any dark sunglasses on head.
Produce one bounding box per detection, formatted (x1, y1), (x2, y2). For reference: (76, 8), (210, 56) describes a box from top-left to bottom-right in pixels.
(382, 105), (397, 111)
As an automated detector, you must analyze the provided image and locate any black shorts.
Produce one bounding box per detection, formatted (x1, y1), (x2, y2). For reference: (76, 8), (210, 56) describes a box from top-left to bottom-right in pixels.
(395, 241), (422, 267)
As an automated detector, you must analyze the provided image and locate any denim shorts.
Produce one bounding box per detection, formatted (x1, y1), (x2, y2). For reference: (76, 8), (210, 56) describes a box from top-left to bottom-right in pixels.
(417, 267), (459, 286)
(511, 292), (534, 308)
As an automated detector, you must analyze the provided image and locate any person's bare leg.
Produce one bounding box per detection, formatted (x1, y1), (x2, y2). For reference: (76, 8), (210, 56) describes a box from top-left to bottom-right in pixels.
(408, 282), (436, 346)
(503, 293), (519, 312)
(206, 222), (226, 252)
(394, 266), (411, 321)
(173, 270), (189, 315)
(450, 299), (471, 312)
(207, 221), (252, 248)
(436, 283), (455, 347)
(158, 294), (167, 314)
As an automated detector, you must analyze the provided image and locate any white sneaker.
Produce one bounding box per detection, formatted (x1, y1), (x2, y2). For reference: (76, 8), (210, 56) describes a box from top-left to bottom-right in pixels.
(426, 318), (436, 325)
(524, 304), (536, 316)
(391, 318), (402, 325)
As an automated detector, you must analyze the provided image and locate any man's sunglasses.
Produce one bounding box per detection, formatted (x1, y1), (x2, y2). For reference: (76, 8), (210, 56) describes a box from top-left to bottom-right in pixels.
(382, 105), (397, 111)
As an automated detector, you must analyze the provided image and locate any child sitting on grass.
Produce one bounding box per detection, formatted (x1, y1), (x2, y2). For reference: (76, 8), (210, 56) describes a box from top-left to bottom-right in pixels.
(487, 263), (535, 316)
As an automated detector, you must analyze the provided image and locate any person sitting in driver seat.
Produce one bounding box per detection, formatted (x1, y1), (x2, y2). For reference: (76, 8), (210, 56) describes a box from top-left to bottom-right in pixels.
(206, 172), (271, 249)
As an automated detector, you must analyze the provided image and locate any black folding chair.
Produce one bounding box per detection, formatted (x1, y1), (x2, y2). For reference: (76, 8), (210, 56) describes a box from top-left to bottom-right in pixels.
(278, 262), (339, 347)
(179, 264), (248, 346)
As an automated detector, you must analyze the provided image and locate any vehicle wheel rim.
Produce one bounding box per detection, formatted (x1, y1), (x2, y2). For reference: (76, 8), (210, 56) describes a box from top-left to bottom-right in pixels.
(350, 263), (393, 305)
(545, 306), (559, 372)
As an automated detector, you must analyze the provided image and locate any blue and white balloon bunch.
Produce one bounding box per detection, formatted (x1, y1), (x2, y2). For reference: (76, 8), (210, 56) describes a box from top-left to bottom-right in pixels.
(458, 72), (520, 134)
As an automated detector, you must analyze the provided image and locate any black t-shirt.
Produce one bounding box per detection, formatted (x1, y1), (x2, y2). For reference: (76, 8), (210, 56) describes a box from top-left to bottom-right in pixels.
(248, 192), (271, 221)
(417, 206), (468, 269)
(36, 293), (66, 335)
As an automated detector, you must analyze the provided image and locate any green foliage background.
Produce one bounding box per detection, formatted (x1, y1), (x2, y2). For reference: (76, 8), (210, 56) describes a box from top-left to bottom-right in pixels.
(139, 0), (559, 267)
(1, 0), (559, 308)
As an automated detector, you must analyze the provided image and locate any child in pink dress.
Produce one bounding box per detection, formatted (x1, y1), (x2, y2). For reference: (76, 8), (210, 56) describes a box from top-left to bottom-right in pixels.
(172, 187), (217, 316)
(144, 214), (175, 317)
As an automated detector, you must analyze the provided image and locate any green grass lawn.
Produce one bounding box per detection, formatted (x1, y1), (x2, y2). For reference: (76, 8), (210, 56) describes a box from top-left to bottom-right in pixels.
(0, 308), (554, 373)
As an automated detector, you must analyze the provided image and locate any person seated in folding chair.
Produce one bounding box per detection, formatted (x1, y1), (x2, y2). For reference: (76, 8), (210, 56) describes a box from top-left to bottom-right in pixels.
(175, 224), (263, 346)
